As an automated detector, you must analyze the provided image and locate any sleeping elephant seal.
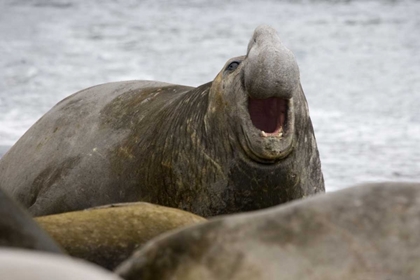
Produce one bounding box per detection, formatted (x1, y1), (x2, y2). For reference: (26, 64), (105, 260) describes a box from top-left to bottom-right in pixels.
(116, 182), (420, 280)
(0, 187), (62, 253)
(0, 25), (324, 217)
(36, 202), (206, 270)
(0, 248), (123, 280)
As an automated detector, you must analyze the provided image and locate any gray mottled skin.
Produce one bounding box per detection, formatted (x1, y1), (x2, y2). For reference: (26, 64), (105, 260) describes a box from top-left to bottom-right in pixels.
(0, 187), (63, 253)
(116, 182), (420, 280)
(244, 26), (299, 99)
(0, 25), (323, 217)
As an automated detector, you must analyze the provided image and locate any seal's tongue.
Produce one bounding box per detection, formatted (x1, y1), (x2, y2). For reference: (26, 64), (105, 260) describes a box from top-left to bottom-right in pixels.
(248, 97), (287, 135)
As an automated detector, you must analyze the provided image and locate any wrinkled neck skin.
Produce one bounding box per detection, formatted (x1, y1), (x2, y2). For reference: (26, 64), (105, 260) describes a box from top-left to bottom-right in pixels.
(138, 25), (324, 217)
(139, 76), (322, 217)
(136, 83), (235, 216)
(204, 69), (322, 215)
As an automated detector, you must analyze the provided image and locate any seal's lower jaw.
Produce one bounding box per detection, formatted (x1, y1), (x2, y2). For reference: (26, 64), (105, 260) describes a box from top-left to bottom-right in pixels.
(242, 97), (295, 163)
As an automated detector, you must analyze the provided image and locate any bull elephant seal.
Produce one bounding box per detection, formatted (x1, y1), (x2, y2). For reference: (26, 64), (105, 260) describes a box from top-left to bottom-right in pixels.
(0, 25), (324, 217)
(0, 187), (62, 253)
(116, 182), (420, 280)
(0, 248), (123, 280)
(36, 202), (206, 270)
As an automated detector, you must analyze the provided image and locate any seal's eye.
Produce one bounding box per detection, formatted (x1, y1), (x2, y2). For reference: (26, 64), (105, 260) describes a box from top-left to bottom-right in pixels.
(226, 61), (240, 72)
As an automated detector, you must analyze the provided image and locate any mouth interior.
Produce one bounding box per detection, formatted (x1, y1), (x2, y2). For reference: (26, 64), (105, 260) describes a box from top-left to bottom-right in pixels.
(248, 97), (287, 135)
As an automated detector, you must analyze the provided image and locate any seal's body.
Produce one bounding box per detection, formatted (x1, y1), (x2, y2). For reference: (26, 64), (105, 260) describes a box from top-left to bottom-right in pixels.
(36, 202), (206, 270)
(0, 187), (62, 253)
(0, 25), (324, 217)
(116, 182), (420, 280)
(0, 249), (123, 280)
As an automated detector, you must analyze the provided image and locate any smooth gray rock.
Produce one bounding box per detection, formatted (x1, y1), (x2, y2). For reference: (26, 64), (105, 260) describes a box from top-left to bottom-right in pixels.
(116, 182), (420, 280)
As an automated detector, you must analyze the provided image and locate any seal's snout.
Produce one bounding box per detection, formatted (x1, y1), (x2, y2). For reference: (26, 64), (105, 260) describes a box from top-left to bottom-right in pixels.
(236, 25), (301, 162)
(244, 25), (300, 100)
(242, 25), (299, 139)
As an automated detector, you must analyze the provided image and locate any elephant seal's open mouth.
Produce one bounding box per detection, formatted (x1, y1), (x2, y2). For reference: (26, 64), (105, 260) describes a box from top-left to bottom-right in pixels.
(248, 97), (290, 138)
(238, 25), (299, 163)
(243, 96), (295, 163)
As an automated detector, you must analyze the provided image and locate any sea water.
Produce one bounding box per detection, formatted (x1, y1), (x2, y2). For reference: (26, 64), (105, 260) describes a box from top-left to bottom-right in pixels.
(1, 0), (419, 191)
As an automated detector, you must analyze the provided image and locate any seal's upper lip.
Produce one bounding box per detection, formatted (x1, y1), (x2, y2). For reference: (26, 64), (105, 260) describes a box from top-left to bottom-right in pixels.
(248, 97), (288, 138)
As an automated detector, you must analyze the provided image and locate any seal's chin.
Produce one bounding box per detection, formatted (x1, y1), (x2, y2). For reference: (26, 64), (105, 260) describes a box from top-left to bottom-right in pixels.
(241, 96), (294, 163)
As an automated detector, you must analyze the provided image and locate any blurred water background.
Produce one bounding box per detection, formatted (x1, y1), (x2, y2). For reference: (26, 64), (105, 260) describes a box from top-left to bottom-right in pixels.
(0, 0), (419, 191)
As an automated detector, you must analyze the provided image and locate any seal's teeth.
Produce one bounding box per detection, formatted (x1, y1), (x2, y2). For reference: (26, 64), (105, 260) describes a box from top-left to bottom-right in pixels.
(278, 127), (283, 137)
(260, 130), (267, 137)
